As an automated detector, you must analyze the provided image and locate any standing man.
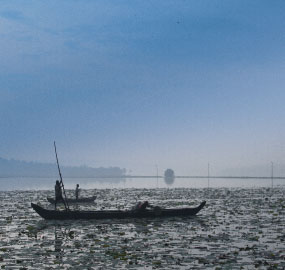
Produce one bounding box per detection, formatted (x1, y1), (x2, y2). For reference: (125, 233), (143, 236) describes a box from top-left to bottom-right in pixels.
(55, 180), (67, 210)
(75, 184), (80, 200)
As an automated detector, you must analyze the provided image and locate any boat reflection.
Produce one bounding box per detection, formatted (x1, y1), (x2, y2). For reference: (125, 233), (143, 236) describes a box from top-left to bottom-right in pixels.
(54, 225), (70, 266)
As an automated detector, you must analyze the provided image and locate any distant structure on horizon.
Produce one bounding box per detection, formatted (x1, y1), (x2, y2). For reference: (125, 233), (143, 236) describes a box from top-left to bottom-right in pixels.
(164, 168), (175, 185)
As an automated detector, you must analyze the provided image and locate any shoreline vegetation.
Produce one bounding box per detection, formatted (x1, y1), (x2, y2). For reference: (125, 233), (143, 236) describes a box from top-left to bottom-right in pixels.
(0, 157), (126, 178)
(1, 157), (285, 179)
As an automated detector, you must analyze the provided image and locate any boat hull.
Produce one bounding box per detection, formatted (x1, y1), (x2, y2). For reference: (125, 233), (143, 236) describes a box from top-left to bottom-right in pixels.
(47, 196), (96, 204)
(31, 201), (206, 220)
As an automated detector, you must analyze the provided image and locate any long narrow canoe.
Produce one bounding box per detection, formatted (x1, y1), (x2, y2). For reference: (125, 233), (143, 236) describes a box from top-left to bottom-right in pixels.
(31, 201), (206, 220)
(47, 196), (96, 204)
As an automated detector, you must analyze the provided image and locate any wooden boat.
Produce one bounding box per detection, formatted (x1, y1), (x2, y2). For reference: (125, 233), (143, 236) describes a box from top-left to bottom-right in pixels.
(31, 201), (206, 220)
(47, 196), (96, 204)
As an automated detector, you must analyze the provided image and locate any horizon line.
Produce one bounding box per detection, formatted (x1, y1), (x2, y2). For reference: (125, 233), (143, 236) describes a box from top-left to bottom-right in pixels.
(0, 175), (285, 179)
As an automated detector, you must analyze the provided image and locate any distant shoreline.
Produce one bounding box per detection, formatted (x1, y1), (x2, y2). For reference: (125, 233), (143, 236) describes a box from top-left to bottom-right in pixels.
(0, 175), (284, 179)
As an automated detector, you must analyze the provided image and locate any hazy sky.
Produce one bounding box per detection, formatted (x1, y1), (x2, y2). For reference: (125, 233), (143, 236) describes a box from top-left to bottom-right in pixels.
(1, 0), (285, 175)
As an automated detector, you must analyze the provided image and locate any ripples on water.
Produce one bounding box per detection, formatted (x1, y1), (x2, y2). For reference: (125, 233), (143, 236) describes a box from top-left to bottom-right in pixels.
(0, 188), (284, 269)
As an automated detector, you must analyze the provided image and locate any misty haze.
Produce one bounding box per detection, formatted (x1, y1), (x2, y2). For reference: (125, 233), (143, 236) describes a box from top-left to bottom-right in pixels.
(0, 0), (284, 269)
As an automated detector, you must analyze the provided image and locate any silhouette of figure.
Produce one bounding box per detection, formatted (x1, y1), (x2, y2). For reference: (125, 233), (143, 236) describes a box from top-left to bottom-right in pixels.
(55, 180), (67, 210)
(75, 184), (80, 200)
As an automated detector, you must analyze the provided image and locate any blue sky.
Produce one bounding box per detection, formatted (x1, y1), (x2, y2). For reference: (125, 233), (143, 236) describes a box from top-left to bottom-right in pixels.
(1, 0), (285, 175)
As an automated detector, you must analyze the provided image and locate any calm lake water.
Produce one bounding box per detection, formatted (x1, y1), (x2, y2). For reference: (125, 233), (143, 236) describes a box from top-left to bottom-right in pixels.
(0, 178), (284, 269)
(0, 176), (284, 191)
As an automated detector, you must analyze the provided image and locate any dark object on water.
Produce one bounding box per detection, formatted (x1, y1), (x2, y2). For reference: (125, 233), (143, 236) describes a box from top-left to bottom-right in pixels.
(164, 168), (175, 178)
(47, 196), (96, 204)
(164, 168), (175, 185)
(31, 201), (206, 220)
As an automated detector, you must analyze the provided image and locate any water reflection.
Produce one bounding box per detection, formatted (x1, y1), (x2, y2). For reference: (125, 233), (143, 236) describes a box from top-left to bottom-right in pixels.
(164, 175), (175, 185)
(54, 226), (63, 258)
(54, 224), (77, 265)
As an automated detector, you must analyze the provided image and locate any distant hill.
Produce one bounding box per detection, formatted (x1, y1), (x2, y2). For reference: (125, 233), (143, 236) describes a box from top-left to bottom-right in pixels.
(0, 157), (126, 178)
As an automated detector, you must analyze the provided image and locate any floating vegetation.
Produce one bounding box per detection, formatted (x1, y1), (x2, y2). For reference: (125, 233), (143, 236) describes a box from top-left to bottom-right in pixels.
(0, 187), (284, 269)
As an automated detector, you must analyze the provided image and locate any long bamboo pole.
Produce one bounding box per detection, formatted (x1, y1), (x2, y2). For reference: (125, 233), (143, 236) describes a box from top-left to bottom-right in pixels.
(54, 141), (69, 210)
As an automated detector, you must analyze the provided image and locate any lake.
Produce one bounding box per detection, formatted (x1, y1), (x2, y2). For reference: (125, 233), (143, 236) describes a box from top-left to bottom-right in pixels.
(0, 176), (284, 191)
(0, 178), (284, 269)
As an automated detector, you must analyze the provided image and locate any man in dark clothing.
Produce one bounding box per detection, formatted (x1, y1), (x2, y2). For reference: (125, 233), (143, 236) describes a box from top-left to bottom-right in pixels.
(75, 184), (80, 200)
(55, 180), (67, 210)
